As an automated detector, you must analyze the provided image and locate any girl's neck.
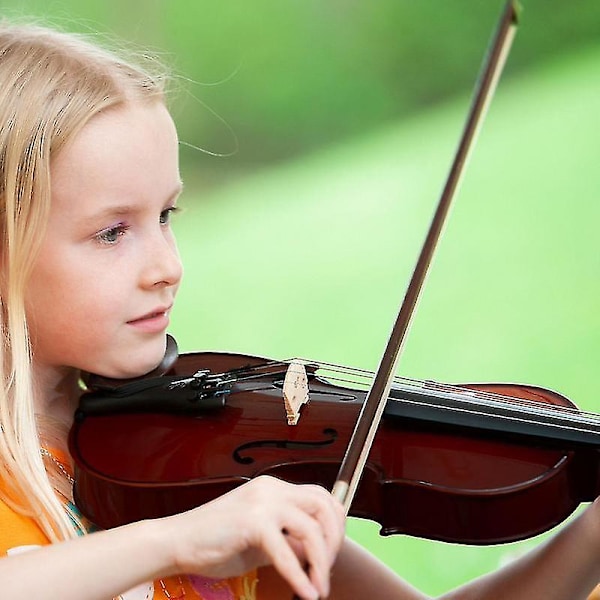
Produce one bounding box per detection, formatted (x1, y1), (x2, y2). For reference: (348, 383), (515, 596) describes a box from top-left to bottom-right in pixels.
(33, 363), (82, 429)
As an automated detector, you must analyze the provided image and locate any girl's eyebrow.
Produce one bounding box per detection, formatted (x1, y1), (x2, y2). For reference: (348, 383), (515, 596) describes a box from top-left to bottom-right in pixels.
(82, 182), (184, 224)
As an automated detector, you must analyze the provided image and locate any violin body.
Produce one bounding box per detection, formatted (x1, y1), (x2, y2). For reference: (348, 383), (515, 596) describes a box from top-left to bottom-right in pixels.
(69, 350), (600, 544)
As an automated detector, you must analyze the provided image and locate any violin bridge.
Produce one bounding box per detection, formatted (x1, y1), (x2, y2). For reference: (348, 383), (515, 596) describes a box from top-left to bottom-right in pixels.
(283, 360), (309, 425)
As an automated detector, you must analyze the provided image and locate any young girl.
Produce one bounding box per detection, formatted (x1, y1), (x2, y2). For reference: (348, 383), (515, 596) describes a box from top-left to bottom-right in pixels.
(1, 20), (600, 600)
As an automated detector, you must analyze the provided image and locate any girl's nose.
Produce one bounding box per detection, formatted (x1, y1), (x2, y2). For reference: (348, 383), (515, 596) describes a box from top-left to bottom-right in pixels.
(141, 231), (183, 290)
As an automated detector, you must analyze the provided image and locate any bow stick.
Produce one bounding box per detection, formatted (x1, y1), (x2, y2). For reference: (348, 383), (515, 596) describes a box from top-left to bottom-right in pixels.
(331, 0), (521, 512)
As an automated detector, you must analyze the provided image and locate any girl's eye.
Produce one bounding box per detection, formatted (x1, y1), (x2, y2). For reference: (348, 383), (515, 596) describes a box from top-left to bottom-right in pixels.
(93, 207), (179, 245)
(95, 223), (129, 245)
(160, 206), (180, 226)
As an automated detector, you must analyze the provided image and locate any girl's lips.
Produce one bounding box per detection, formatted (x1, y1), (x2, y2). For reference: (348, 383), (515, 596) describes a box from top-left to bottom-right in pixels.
(127, 309), (170, 333)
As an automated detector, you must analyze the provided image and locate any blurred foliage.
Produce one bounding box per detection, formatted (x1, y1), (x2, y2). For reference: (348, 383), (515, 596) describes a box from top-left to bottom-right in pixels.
(2, 0), (600, 179)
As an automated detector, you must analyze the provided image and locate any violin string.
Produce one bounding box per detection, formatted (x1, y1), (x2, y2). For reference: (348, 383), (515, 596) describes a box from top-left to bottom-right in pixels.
(213, 359), (600, 430)
(298, 359), (593, 417)
(387, 393), (599, 436)
(224, 359), (595, 423)
(320, 367), (599, 427)
(416, 381), (595, 422)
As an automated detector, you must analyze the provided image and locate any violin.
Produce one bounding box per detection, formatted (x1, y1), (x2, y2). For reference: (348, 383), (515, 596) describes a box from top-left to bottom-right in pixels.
(69, 0), (600, 548)
(69, 338), (600, 544)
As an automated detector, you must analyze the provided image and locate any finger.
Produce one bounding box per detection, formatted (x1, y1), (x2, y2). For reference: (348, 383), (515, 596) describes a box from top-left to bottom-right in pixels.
(235, 477), (345, 596)
(253, 477), (345, 564)
(277, 505), (335, 598)
(261, 520), (321, 600)
(294, 484), (346, 565)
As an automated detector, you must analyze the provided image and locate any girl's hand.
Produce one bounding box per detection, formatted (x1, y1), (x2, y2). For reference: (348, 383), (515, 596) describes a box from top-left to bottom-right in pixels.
(159, 475), (346, 600)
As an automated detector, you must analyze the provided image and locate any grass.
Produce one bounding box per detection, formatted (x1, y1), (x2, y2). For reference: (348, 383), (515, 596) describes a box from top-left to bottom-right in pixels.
(170, 43), (600, 595)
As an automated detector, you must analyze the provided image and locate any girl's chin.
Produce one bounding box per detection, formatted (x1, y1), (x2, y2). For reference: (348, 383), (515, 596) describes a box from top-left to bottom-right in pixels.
(89, 336), (170, 381)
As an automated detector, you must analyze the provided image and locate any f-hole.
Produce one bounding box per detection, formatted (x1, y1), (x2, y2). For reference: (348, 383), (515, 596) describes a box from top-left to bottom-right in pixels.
(233, 428), (338, 464)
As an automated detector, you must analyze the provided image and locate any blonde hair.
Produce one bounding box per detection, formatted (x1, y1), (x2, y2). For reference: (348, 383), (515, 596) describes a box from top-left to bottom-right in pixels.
(0, 21), (168, 541)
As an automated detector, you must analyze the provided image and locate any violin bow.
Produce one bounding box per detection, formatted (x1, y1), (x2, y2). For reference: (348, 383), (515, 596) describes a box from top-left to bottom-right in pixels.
(331, 0), (521, 512)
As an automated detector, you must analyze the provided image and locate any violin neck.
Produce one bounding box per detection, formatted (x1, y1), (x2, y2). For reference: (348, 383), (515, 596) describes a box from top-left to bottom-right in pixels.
(385, 383), (600, 449)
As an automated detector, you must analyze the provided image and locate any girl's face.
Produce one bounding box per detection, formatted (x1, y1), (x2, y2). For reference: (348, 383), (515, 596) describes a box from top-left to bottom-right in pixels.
(26, 101), (183, 381)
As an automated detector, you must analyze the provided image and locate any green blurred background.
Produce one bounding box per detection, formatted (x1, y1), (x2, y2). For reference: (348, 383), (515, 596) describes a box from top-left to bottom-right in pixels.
(4, 0), (600, 594)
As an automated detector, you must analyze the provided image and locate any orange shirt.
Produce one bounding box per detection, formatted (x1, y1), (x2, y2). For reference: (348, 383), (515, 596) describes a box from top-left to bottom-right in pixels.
(0, 454), (258, 600)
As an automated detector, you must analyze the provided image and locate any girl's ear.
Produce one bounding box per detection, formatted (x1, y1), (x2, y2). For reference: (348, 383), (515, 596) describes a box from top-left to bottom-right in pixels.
(82, 334), (179, 391)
